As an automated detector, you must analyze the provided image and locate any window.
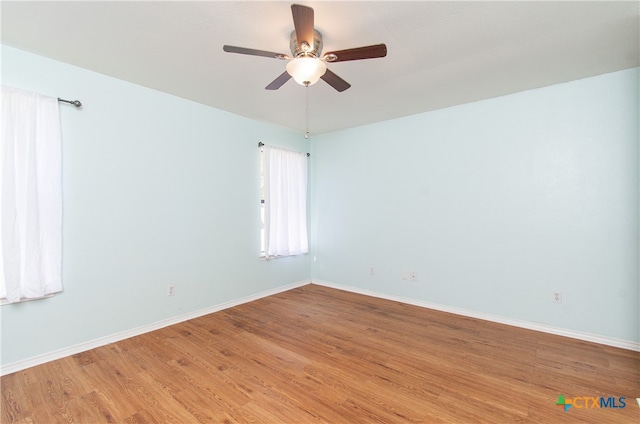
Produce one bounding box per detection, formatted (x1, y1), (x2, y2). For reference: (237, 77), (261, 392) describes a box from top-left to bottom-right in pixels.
(1, 86), (63, 303)
(260, 144), (308, 258)
(260, 151), (265, 254)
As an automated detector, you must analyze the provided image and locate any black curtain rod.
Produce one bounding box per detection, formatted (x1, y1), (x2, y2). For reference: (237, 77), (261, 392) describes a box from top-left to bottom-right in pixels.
(57, 97), (82, 108)
(258, 142), (310, 157)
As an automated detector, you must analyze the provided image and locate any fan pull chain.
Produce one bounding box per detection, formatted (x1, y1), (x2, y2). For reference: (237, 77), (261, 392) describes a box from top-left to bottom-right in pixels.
(304, 82), (310, 139)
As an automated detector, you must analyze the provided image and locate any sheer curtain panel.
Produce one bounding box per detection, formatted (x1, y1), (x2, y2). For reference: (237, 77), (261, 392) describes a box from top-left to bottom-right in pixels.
(1, 86), (63, 303)
(263, 145), (308, 258)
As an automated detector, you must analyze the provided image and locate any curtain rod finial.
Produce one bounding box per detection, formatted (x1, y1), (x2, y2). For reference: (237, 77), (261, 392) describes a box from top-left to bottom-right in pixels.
(57, 97), (82, 108)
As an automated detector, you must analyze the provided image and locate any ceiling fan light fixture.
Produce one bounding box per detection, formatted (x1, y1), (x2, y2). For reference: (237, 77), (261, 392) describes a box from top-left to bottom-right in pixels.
(223, 4), (387, 92)
(286, 57), (327, 86)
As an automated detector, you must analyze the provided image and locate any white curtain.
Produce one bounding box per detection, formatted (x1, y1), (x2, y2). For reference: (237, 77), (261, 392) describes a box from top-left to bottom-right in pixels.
(263, 145), (308, 258)
(1, 86), (63, 303)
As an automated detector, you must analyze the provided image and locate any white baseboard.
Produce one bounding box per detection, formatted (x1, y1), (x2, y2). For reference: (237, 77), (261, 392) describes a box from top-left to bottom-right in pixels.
(311, 279), (640, 352)
(4, 278), (636, 376)
(0, 280), (310, 376)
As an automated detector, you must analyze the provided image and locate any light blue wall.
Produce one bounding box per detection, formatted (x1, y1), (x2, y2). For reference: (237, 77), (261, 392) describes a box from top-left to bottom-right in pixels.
(1, 46), (310, 366)
(311, 68), (639, 343)
(2, 44), (638, 369)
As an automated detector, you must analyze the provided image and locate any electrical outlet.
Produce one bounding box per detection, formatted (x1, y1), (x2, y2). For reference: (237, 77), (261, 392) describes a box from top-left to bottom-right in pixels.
(369, 266), (375, 275)
(552, 291), (562, 304)
(167, 285), (175, 296)
(410, 272), (417, 282)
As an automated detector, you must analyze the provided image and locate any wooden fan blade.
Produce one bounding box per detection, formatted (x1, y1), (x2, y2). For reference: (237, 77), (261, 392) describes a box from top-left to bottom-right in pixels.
(291, 4), (314, 49)
(265, 71), (292, 90)
(323, 44), (387, 62)
(321, 69), (351, 92)
(223, 45), (288, 59)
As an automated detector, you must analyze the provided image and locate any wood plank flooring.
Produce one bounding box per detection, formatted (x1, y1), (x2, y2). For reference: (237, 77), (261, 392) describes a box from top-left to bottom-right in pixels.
(1, 284), (638, 423)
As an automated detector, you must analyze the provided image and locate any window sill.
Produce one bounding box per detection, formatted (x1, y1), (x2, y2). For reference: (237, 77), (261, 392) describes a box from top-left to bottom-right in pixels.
(259, 252), (308, 260)
(1, 294), (55, 306)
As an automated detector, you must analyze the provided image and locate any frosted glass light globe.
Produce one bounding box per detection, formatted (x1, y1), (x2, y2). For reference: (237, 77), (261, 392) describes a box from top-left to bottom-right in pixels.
(286, 57), (327, 86)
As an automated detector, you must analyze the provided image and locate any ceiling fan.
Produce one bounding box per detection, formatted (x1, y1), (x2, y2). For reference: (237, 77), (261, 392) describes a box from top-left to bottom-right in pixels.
(223, 3), (387, 92)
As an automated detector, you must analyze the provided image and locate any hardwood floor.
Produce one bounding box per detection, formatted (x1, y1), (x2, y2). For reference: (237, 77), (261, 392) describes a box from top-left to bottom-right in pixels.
(2, 284), (638, 423)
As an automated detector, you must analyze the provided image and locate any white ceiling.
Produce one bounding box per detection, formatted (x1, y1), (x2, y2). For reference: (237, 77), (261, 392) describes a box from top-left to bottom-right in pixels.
(2, 1), (638, 135)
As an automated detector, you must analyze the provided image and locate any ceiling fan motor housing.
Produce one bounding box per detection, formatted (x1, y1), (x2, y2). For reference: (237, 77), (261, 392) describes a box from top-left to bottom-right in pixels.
(290, 29), (323, 58)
